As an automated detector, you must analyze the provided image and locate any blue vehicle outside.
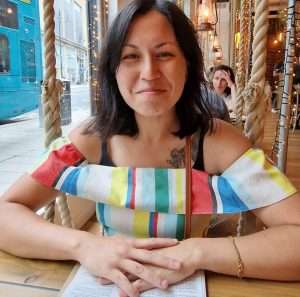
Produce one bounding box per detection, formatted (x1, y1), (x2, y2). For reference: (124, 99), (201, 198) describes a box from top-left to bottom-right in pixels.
(0, 0), (42, 120)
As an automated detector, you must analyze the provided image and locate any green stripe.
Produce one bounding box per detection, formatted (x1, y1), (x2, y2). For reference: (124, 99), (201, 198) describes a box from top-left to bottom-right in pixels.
(176, 214), (185, 240)
(155, 169), (169, 212)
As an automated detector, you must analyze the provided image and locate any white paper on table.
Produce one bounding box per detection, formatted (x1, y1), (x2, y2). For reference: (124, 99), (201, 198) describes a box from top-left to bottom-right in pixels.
(61, 265), (207, 297)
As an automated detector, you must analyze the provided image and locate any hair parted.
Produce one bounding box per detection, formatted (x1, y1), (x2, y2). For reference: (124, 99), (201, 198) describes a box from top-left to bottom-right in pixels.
(89, 0), (212, 140)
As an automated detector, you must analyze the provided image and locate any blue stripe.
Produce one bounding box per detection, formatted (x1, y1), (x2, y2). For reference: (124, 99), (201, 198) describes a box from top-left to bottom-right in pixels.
(159, 213), (177, 238)
(125, 169), (132, 208)
(218, 176), (248, 213)
(96, 203), (105, 225)
(96, 203), (109, 234)
(60, 168), (80, 195)
(141, 169), (155, 211)
(149, 213), (155, 237)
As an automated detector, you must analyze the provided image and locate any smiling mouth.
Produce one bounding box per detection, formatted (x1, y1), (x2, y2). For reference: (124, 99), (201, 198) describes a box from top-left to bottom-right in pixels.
(136, 89), (166, 94)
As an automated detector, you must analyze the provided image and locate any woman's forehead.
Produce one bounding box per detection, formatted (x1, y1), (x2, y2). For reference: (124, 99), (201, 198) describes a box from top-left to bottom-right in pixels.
(124, 10), (177, 45)
(214, 70), (224, 76)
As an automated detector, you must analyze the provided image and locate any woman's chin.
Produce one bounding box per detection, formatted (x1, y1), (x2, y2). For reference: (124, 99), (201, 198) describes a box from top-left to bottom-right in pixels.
(136, 109), (164, 117)
(135, 106), (175, 118)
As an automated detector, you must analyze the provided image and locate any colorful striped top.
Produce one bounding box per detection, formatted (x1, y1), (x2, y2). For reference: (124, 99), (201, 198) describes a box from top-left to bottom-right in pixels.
(30, 137), (297, 239)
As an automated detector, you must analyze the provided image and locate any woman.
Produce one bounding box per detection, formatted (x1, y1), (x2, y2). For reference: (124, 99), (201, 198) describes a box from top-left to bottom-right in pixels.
(211, 64), (237, 117)
(0, 1), (300, 297)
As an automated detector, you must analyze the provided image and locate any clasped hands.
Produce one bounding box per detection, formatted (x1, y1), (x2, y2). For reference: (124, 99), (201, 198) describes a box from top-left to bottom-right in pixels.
(76, 233), (199, 297)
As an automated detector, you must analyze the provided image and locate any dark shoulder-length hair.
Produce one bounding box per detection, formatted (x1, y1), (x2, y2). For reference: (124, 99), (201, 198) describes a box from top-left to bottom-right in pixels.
(211, 64), (235, 97)
(90, 0), (212, 141)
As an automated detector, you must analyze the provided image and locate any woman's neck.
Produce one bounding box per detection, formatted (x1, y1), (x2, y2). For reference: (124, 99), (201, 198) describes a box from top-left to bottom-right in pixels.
(135, 112), (179, 145)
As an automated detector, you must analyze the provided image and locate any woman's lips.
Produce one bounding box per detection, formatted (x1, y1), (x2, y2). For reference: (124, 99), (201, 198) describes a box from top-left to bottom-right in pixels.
(136, 89), (166, 94)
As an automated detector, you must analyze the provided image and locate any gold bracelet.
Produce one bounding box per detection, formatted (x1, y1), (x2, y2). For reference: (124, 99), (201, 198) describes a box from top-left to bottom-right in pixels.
(229, 236), (244, 279)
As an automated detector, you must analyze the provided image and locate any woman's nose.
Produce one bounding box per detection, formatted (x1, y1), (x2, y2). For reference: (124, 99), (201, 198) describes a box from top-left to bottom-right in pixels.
(141, 57), (161, 81)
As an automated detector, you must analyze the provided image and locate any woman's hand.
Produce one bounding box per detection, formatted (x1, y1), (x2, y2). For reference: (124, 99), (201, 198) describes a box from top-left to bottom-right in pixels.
(126, 238), (201, 295)
(221, 70), (235, 89)
(75, 233), (182, 297)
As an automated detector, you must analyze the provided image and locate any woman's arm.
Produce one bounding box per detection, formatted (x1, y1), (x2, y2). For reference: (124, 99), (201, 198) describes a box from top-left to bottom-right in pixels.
(0, 124), (182, 297)
(133, 201), (300, 294)
(197, 194), (300, 280)
(195, 120), (300, 280)
(131, 121), (300, 293)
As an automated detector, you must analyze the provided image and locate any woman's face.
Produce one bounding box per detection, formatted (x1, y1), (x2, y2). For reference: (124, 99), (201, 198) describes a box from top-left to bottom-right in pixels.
(115, 10), (187, 118)
(212, 70), (228, 96)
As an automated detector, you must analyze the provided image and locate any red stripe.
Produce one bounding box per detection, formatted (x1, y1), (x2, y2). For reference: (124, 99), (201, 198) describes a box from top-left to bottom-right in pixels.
(31, 143), (84, 188)
(129, 168), (136, 209)
(191, 169), (213, 214)
(153, 212), (158, 237)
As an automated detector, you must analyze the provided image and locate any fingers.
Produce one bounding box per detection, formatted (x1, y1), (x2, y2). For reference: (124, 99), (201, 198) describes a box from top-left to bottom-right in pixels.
(109, 269), (139, 297)
(97, 277), (112, 285)
(132, 237), (179, 249)
(133, 279), (153, 293)
(129, 248), (181, 270)
(222, 70), (229, 78)
(119, 259), (168, 290)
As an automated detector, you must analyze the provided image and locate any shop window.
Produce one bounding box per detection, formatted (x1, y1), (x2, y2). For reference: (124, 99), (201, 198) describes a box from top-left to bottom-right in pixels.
(0, 34), (9, 73)
(20, 40), (36, 82)
(0, 0), (18, 29)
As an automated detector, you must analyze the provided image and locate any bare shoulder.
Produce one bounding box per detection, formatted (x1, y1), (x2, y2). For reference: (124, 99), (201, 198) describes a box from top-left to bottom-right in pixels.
(68, 118), (102, 164)
(203, 119), (251, 174)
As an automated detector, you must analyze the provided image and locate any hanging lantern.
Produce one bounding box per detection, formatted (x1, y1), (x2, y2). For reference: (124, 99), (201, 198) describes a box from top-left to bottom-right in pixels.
(198, 0), (215, 31)
(214, 48), (223, 64)
(212, 33), (221, 51)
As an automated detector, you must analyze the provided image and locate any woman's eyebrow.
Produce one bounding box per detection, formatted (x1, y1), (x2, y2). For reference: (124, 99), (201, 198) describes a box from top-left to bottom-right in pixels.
(155, 42), (176, 48)
(123, 42), (177, 49)
(123, 44), (138, 49)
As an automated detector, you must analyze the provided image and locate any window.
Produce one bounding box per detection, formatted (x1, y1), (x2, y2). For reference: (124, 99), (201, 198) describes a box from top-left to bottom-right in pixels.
(0, 34), (9, 72)
(0, 0), (18, 29)
(74, 3), (83, 44)
(20, 40), (36, 82)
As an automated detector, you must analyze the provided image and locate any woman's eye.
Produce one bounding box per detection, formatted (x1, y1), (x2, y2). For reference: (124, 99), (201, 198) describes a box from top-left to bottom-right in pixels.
(121, 54), (139, 60)
(157, 52), (174, 58)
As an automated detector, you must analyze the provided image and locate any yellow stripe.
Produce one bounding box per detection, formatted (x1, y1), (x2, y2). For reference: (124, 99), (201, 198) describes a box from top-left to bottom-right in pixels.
(133, 210), (150, 238)
(176, 170), (184, 213)
(108, 168), (128, 207)
(264, 160), (297, 193)
(245, 149), (296, 194)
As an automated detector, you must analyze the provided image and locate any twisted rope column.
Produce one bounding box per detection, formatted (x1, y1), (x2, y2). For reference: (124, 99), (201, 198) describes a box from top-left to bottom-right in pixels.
(237, 0), (269, 236)
(41, 0), (73, 228)
(246, 0), (255, 83)
(235, 0), (250, 126)
(243, 0), (269, 145)
(229, 0), (238, 69)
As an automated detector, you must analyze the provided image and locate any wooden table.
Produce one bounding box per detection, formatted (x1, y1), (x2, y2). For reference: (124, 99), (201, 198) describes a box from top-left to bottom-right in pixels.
(1, 249), (300, 297)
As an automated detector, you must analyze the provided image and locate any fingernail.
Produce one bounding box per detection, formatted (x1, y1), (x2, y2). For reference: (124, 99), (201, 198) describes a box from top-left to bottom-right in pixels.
(161, 279), (168, 289)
